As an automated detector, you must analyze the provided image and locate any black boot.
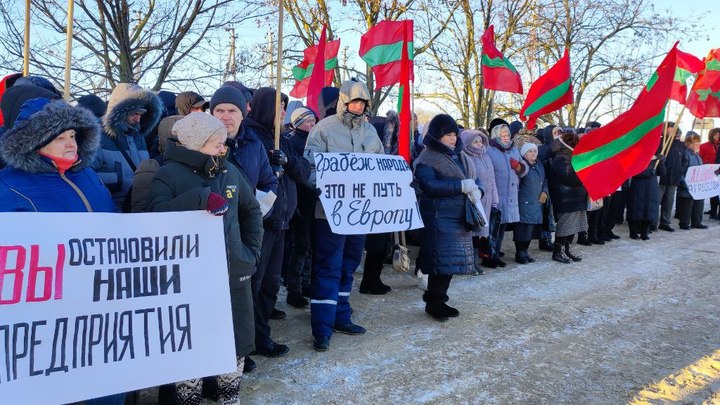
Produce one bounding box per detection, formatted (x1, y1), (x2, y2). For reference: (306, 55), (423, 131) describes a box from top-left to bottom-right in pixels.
(564, 237), (582, 262)
(359, 252), (391, 295)
(539, 238), (554, 251)
(552, 238), (572, 264)
(640, 222), (650, 241)
(525, 241), (536, 263)
(577, 231), (592, 246)
(515, 250), (529, 264)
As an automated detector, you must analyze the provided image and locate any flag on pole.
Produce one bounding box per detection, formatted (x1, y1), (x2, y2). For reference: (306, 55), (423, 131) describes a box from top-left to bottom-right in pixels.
(289, 25), (340, 108)
(519, 49), (573, 129)
(396, 20), (413, 162)
(571, 44), (678, 200)
(669, 48), (703, 104)
(685, 48), (720, 118)
(359, 20), (414, 90)
(480, 25), (523, 94)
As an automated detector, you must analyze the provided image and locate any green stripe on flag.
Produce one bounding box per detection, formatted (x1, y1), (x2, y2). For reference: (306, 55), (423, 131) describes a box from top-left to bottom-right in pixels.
(707, 59), (720, 71)
(523, 78), (571, 116)
(292, 58), (339, 81)
(572, 110), (665, 172)
(362, 41), (414, 67)
(481, 55), (518, 72)
(674, 67), (692, 82)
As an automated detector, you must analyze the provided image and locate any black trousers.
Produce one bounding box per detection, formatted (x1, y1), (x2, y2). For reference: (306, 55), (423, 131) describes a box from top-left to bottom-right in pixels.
(710, 196), (719, 216)
(252, 229), (285, 349)
(676, 197), (704, 227)
(599, 192), (622, 236)
(285, 212), (313, 296)
(423, 274), (453, 304)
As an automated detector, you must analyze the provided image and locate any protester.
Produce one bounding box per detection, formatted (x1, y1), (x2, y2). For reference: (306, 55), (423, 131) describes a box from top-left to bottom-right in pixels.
(486, 119), (527, 267)
(513, 142), (547, 264)
(657, 123), (687, 232)
(92, 83), (162, 211)
(537, 124), (561, 251)
(676, 133), (707, 230)
(699, 127), (720, 219)
(547, 129), (587, 263)
(413, 114), (479, 321)
(626, 154), (666, 240)
(156, 91), (209, 156)
(304, 79), (384, 351)
(460, 129), (498, 273)
(245, 87), (310, 359)
(147, 112), (263, 405)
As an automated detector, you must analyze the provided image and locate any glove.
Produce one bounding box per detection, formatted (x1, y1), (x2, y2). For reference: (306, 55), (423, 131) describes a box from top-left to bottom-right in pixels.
(539, 192), (548, 204)
(269, 149), (288, 166)
(509, 158), (521, 170)
(461, 179), (478, 194)
(207, 192), (230, 216)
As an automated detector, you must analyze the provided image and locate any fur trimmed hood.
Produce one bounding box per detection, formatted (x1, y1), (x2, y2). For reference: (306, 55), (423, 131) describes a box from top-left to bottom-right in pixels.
(103, 83), (162, 139)
(0, 101), (101, 173)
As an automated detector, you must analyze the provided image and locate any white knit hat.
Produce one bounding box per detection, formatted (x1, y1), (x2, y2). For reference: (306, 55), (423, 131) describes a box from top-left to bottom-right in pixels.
(520, 142), (538, 157)
(291, 107), (315, 128)
(172, 112), (227, 151)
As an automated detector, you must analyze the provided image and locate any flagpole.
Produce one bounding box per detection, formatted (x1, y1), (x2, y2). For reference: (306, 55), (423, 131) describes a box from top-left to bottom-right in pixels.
(273, 0), (284, 151)
(23, 0), (30, 76)
(63, 0), (75, 101)
(661, 102), (671, 149)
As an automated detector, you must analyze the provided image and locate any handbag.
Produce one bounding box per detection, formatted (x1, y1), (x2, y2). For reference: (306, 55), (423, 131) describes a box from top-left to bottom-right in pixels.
(465, 197), (486, 231)
(392, 232), (410, 273)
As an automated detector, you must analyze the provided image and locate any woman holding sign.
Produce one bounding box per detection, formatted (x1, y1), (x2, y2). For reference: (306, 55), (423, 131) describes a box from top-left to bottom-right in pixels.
(676, 133), (707, 230)
(413, 114), (481, 322)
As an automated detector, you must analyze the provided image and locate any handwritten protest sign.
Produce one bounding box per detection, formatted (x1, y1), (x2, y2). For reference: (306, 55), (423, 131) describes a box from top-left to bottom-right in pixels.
(0, 211), (236, 404)
(685, 164), (720, 200)
(315, 152), (424, 235)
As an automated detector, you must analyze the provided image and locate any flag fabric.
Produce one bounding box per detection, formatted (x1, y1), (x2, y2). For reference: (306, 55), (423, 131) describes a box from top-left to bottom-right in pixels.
(519, 49), (573, 129)
(480, 25), (523, 94)
(360, 20), (414, 90)
(396, 21), (413, 162)
(306, 24), (331, 116)
(670, 48), (703, 104)
(571, 45), (678, 200)
(686, 48), (720, 118)
(289, 29), (340, 101)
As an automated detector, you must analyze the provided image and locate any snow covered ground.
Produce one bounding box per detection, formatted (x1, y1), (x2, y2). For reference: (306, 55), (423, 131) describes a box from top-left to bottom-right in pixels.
(141, 220), (720, 404)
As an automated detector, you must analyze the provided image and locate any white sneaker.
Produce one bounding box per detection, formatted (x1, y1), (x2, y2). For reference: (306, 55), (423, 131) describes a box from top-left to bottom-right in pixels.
(417, 272), (428, 291)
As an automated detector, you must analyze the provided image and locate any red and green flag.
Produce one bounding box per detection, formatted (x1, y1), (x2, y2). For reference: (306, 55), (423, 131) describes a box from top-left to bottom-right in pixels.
(571, 45), (678, 200)
(289, 25), (340, 106)
(686, 48), (720, 118)
(480, 25), (523, 94)
(519, 49), (573, 129)
(359, 20), (414, 90)
(669, 48), (703, 104)
(396, 20), (413, 162)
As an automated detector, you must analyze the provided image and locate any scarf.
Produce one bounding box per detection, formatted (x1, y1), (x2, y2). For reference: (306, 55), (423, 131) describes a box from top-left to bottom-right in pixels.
(38, 151), (79, 175)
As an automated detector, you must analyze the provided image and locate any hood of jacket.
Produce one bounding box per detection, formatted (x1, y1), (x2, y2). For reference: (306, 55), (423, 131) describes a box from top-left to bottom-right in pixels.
(0, 101), (100, 173)
(103, 83), (162, 139)
(247, 87), (279, 132)
(336, 80), (371, 119)
(1, 85), (62, 129)
(319, 87), (340, 119)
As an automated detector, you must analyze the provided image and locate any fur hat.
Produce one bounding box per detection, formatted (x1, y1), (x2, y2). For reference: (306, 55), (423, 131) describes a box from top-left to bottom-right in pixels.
(426, 114), (459, 140)
(488, 118), (510, 135)
(172, 112), (227, 151)
(210, 86), (247, 117)
(520, 142), (538, 157)
(291, 107), (315, 129)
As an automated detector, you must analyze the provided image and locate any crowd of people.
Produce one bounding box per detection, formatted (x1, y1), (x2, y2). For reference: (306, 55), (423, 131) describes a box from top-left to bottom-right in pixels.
(0, 73), (717, 404)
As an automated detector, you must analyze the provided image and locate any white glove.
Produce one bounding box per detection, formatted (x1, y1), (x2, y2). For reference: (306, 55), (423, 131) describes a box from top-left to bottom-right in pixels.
(461, 179), (478, 194)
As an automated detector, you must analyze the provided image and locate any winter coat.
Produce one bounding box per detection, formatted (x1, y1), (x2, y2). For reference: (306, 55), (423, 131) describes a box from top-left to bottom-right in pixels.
(0, 101), (115, 213)
(227, 122), (278, 195)
(92, 83), (162, 210)
(677, 148), (703, 199)
(518, 159), (548, 224)
(413, 136), (476, 276)
(548, 139), (588, 215)
(459, 131), (497, 237)
(289, 128), (318, 217)
(658, 139), (687, 186)
(626, 158), (667, 222)
(130, 158), (161, 213)
(147, 140), (263, 281)
(304, 80), (385, 219)
(699, 141), (719, 164)
(486, 139), (527, 224)
(245, 88), (310, 230)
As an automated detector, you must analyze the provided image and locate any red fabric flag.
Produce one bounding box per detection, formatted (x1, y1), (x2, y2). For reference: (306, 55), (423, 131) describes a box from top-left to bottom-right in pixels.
(359, 20), (414, 90)
(306, 24), (329, 117)
(572, 45), (678, 200)
(480, 25), (523, 94)
(686, 48), (720, 118)
(396, 21), (413, 162)
(519, 49), (573, 129)
(289, 27), (340, 104)
(670, 49), (703, 104)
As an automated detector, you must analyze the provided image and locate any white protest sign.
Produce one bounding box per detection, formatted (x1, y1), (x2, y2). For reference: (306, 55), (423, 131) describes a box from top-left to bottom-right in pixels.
(0, 211), (236, 404)
(315, 152), (424, 235)
(686, 164), (720, 200)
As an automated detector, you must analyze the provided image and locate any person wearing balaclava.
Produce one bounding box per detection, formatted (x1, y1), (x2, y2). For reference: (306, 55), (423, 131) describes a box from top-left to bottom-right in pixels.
(304, 79), (385, 352)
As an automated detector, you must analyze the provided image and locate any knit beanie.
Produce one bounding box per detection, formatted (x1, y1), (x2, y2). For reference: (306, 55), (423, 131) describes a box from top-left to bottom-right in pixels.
(509, 120), (523, 136)
(76, 94), (107, 118)
(172, 112), (227, 151)
(426, 114), (459, 140)
(291, 107), (315, 129)
(520, 142), (538, 157)
(210, 86), (247, 117)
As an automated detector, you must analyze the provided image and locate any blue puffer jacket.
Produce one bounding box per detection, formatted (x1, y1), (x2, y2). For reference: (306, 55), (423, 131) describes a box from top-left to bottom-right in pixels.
(0, 101), (115, 213)
(227, 122), (278, 195)
(413, 136), (475, 276)
(677, 148), (703, 199)
(518, 159), (548, 224)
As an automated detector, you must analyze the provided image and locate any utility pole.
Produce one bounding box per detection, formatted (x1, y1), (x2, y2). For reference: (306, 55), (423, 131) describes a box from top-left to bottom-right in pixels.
(223, 27), (237, 82)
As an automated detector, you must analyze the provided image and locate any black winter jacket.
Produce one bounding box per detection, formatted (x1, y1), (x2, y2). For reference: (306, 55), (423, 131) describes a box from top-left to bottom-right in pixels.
(548, 139), (587, 215)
